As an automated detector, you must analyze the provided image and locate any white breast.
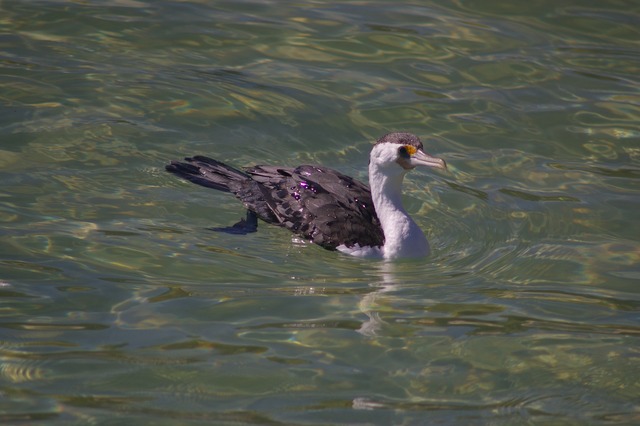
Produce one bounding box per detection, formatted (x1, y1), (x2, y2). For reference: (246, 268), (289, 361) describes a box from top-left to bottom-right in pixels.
(336, 244), (383, 258)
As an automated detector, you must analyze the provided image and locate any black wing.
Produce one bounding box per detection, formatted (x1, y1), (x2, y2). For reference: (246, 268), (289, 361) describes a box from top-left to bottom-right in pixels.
(240, 164), (385, 250)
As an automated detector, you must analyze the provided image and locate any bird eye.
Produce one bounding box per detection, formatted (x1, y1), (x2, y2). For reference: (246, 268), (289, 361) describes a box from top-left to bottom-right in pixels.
(398, 145), (410, 158)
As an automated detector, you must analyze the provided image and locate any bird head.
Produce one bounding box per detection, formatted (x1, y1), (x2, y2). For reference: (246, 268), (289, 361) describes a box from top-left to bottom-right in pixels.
(369, 132), (446, 174)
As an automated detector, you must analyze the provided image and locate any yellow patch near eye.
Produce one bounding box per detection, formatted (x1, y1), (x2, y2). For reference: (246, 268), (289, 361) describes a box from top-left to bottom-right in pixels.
(404, 145), (417, 155)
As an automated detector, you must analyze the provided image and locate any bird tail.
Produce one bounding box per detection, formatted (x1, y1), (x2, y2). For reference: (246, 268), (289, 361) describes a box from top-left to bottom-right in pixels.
(165, 155), (249, 193)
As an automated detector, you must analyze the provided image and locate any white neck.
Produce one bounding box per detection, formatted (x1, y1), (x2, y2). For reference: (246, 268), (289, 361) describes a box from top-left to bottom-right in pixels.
(368, 162), (430, 259)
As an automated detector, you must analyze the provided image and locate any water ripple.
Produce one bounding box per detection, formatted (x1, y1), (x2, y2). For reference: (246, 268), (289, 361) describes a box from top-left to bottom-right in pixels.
(1, 0), (639, 423)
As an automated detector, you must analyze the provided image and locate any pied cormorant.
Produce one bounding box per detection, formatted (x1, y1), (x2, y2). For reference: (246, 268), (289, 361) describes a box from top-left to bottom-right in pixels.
(166, 132), (446, 259)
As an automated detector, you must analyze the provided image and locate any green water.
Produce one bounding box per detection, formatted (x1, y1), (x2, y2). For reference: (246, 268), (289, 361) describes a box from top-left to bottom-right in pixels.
(1, 0), (639, 424)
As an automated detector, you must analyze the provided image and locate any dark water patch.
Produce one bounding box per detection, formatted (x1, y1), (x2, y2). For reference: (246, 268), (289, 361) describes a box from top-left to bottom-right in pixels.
(156, 339), (268, 355)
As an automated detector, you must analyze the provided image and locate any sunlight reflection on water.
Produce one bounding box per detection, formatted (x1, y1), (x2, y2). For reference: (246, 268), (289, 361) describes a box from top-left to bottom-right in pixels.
(1, 0), (639, 424)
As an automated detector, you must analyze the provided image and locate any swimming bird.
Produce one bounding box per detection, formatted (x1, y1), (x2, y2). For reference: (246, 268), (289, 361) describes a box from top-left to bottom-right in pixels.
(166, 132), (446, 259)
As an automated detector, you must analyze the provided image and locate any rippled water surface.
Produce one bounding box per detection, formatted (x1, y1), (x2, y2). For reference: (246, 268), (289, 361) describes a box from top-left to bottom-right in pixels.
(2, 0), (639, 424)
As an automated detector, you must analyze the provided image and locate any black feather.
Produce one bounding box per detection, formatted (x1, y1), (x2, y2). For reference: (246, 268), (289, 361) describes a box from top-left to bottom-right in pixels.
(166, 156), (385, 250)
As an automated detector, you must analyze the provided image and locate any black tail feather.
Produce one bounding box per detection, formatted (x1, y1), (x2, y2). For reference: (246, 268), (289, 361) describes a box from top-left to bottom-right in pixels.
(165, 156), (249, 193)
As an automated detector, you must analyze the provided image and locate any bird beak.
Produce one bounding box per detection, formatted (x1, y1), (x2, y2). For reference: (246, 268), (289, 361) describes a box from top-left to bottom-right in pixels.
(410, 149), (447, 170)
